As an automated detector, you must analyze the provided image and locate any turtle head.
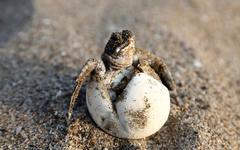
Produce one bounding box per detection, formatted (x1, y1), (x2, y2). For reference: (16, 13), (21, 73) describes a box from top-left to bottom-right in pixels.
(102, 30), (136, 70)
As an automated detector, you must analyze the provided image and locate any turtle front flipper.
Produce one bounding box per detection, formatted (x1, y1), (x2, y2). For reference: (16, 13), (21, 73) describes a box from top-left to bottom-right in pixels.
(134, 48), (175, 91)
(68, 58), (104, 120)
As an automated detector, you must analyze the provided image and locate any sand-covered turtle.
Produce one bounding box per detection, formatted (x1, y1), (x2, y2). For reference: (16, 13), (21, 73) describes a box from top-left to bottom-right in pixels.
(68, 30), (176, 139)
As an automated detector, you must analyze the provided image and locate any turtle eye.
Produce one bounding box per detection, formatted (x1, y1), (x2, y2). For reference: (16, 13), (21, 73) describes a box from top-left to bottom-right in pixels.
(115, 47), (121, 53)
(114, 41), (129, 55)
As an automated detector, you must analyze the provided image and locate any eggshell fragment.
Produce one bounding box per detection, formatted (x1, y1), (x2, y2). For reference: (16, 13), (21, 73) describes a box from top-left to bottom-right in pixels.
(86, 73), (170, 139)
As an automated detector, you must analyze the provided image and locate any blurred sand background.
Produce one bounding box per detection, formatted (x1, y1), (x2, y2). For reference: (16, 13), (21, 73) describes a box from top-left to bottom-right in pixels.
(0, 0), (239, 149)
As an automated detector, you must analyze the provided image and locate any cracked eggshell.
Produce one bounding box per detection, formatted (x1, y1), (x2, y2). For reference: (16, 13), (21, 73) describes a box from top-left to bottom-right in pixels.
(86, 73), (170, 139)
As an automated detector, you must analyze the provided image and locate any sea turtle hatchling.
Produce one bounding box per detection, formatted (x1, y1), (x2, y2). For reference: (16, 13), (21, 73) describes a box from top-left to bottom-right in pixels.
(68, 30), (176, 139)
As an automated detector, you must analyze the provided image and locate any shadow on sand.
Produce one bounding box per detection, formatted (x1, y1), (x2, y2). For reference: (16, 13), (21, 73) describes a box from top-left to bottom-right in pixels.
(0, 0), (34, 47)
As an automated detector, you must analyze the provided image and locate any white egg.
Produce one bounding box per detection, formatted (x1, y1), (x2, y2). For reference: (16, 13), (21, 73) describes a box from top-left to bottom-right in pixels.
(86, 72), (170, 139)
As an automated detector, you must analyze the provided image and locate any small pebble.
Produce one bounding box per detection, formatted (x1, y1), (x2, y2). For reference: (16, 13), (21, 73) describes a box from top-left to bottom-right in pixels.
(55, 90), (62, 98)
(16, 126), (22, 135)
(193, 59), (202, 68)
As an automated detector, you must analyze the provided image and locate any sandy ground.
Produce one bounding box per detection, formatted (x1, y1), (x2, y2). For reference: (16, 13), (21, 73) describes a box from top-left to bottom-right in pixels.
(0, 0), (240, 149)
